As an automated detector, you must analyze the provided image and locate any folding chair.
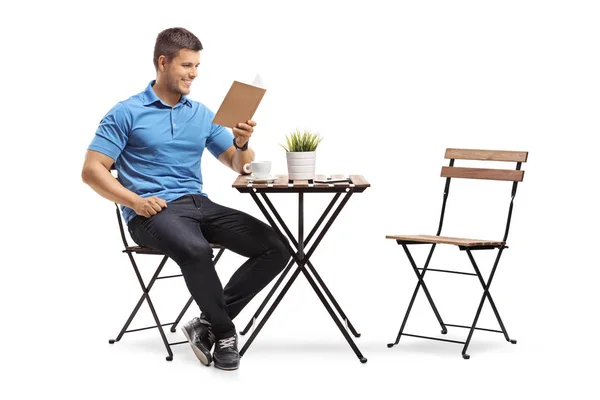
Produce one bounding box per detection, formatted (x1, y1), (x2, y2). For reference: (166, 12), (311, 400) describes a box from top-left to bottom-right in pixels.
(107, 169), (225, 361)
(386, 148), (528, 359)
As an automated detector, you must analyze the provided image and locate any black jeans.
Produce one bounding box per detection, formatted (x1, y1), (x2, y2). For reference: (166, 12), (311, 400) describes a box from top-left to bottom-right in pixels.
(128, 194), (290, 339)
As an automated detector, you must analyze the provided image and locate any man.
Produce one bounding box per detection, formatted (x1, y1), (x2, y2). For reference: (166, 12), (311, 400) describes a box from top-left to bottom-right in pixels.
(82, 27), (289, 371)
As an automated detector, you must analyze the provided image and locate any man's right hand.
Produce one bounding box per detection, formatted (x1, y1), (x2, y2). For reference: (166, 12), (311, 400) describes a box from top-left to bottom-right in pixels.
(133, 196), (168, 218)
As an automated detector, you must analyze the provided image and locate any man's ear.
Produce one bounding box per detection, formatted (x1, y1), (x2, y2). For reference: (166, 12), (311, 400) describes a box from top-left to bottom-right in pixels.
(158, 55), (167, 72)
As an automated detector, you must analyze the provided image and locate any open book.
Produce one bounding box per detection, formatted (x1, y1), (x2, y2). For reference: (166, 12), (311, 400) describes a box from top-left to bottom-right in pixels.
(212, 81), (267, 128)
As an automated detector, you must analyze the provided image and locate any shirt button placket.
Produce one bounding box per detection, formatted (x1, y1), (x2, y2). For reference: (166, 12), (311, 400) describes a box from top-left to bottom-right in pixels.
(170, 109), (174, 138)
(172, 106), (179, 138)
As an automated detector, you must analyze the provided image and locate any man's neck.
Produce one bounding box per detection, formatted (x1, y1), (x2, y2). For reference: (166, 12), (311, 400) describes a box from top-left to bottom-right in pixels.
(152, 80), (180, 107)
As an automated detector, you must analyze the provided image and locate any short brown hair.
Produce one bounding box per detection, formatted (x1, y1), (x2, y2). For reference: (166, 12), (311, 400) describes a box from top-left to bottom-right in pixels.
(153, 27), (203, 70)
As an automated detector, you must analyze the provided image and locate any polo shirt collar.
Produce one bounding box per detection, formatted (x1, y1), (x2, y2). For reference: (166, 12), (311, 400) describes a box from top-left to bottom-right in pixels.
(142, 80), (192, 108)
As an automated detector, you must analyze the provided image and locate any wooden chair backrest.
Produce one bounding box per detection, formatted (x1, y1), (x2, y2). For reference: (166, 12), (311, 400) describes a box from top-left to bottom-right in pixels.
(441, 148), (528, 182)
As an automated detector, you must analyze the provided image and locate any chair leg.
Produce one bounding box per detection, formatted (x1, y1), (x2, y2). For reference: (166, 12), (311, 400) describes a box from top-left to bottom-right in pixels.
(468, 249), (513, 342)
(389, 244), (446, 347)
(170, 296), (194, 333)
(109, 292), (149, 344)
(387, 244), (517, 359)
(109, 255), (177, 361)
(109, 255), (169, 341)
(144, 293), (174, 361)
(461, 248), (516, 359)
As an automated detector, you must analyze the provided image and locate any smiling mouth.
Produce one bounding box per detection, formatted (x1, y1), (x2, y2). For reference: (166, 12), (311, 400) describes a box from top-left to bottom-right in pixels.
(183, 79), (192, 87)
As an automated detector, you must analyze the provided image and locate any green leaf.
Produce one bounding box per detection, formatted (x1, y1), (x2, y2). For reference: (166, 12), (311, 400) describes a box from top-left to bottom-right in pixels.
(281, 129), (323, 152)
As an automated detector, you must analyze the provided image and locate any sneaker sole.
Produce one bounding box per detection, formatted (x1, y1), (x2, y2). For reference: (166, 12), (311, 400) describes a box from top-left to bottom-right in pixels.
(181, 327), (212, 366)
(213, 362), (239, 371)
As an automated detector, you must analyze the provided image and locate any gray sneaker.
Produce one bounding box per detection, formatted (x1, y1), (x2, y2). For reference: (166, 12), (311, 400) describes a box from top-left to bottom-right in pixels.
(181, 317), (215, 366)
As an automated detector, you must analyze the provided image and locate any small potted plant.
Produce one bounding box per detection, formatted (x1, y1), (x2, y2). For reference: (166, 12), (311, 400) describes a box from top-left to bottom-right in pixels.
(281, 128), (323, 180)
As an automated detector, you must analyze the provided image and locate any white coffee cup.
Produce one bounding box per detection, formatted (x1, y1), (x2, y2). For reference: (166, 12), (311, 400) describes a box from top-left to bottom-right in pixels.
(243, 161), (272, 179)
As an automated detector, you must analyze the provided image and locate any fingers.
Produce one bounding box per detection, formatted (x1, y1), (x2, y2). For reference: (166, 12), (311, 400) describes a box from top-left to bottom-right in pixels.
(149, 196), (167, 211)
(140, 208), (154, 218)
(233, 120), (256, 145)
(148, 196), (167, 206)
(235, 121), (256, 133)
(137, 196), (168, 218)
(143, 204), (160, 218)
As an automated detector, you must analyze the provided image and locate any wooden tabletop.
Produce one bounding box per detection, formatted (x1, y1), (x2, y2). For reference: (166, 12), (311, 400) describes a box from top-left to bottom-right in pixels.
(232, 174), (370, 193)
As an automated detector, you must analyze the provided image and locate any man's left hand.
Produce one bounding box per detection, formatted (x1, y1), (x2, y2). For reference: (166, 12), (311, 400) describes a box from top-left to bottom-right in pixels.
(233, 120), (256, 148)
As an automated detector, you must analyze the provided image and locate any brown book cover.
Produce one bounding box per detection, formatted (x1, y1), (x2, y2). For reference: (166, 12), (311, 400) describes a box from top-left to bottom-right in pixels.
(212, 81), (267, 128)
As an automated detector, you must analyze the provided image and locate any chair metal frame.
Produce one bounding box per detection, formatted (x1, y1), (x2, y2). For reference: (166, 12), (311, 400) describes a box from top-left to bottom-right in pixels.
(386, 148), (528, 359)
(107, 202), (224, 361)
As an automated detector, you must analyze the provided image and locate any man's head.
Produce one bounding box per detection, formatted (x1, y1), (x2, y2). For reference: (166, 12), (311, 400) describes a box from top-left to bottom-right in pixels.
(153, 27), (203, 70)
(153, 27), (203, 99)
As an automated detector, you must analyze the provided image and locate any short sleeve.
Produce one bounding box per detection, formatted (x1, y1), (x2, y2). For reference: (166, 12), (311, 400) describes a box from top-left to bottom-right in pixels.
(88, 102), (132, 160)
(205, 109), (234, 158)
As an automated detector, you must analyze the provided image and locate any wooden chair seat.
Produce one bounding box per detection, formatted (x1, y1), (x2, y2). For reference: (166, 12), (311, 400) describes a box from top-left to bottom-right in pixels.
(385, 234), (505, 247)
(124, 243), (223, 254)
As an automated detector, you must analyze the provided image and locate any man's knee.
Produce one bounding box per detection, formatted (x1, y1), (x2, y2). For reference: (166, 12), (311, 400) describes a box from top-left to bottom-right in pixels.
(265, 230), (291, 268)
(172, 241), (215, 269)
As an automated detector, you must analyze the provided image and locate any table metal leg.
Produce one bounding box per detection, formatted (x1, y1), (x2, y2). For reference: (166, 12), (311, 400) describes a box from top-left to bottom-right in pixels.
(239, 258), (295, 335)
(304, 260), (361, 337)
(240, 189), (366, 362)
(298, 266), (367, 363)
(239, 194), (340, 335)
(265, 191), (362, 337)
(239, 265), (303, 356)
(240, 191), (362, 338)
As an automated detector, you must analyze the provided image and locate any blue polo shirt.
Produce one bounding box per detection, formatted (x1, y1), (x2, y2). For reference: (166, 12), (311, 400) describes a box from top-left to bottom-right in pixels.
(88, 81), (233, 224)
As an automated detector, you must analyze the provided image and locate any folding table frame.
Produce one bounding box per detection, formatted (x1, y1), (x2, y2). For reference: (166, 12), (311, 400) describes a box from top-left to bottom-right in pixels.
(386, 148), (528, 359)
(232, 175), (370, 363)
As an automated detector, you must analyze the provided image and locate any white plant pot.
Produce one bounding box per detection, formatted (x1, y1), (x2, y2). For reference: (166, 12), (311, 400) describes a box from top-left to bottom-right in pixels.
(286, 151), (316, 180)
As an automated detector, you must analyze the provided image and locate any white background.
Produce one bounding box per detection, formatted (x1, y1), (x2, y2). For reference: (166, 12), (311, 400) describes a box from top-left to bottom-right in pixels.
(1, 0), (599, 398)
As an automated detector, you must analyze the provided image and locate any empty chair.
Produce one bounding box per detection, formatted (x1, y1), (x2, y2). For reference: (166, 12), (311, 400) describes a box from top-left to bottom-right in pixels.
(386, 148), (528, 359)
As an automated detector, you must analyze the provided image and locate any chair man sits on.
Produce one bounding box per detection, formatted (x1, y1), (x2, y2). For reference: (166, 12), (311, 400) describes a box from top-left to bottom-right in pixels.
(108, 184), (225, 362)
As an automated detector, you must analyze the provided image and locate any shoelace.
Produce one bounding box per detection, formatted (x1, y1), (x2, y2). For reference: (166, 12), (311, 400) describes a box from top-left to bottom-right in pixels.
(218, 336), (236, 349)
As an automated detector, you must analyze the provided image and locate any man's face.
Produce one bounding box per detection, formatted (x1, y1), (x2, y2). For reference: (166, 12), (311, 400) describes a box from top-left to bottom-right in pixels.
(162, 48), (200, 96)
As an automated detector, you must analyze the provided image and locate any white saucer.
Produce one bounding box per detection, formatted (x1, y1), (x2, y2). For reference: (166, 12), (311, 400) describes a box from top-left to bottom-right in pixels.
(244, 175), (278, 182)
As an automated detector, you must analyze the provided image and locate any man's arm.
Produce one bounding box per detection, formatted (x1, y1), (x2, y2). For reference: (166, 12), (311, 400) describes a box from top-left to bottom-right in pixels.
(81, 150), (166, 217)
(218, 120), (256, 174)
